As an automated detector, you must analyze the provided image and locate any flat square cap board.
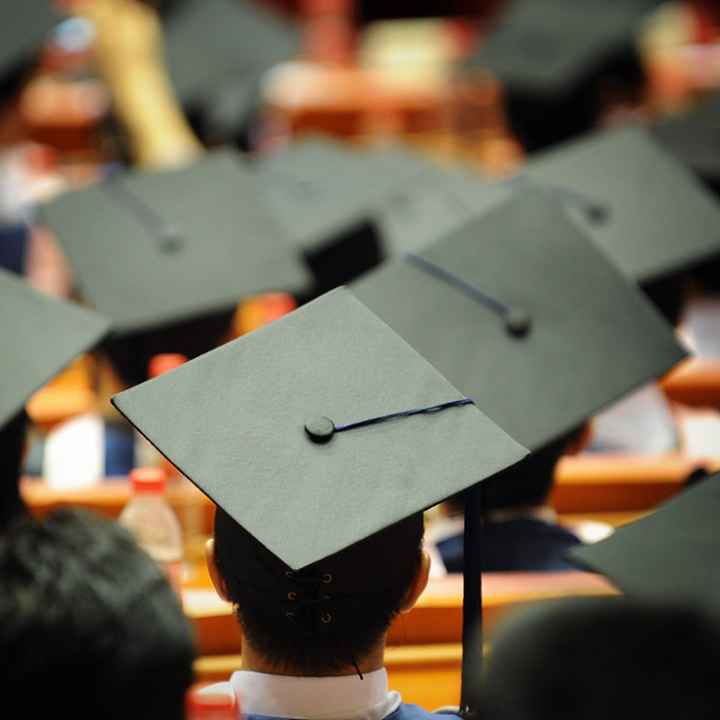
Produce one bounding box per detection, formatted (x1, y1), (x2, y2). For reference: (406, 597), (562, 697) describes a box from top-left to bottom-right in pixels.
(651, 93), (720, 192)
(163, 0), (299, 137)
(463, 0), (657, 96)
(112, 286), (528, 570)
(522, 125), (720, 284)
(0, 269), (110, 429)
(39, 148), (310, 337)
(569, 473), (720, 614)
(353, 190), (687, 452)
(0, 2), (62, 89)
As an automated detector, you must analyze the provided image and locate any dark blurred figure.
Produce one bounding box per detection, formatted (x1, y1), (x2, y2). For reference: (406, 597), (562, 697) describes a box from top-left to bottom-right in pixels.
(481, 596), (720, 720)
(0, 508), (196, 719)
(434, 424), (590, 573)
(0, 411), (29, 531)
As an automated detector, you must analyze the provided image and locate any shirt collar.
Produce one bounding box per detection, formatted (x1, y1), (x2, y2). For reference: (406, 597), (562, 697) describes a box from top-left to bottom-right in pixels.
(230, 668), (401, 720)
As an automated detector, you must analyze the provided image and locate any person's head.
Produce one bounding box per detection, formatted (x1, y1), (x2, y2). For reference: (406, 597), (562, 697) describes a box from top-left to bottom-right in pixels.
(0, 410), (28, 532)
(104, 309), (236, 388)
(207, 509), (430, 676)
(446, 423), (590, 516)
(0, 508), (196, 719)
(481, 596), (720, 720)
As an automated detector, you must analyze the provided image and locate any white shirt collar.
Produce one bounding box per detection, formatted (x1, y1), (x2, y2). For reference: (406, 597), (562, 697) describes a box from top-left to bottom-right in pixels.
(229, 668), (402, 720)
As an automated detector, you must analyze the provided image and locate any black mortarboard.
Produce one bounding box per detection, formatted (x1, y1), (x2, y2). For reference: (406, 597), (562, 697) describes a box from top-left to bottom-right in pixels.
(40, 149), (309, 337)
(255, 138), (392, 296)
(464, 0), (655, 151)
(0, 2), (61, 97)
(112, 286), (528, 713)
(0, 268), (109, 429)
(569, 473), (720, 614)
(354, 190), (687, 453)
(162, 0), (299, 144)
(522, 126), (720, 286)
(651, 93), (720, 197)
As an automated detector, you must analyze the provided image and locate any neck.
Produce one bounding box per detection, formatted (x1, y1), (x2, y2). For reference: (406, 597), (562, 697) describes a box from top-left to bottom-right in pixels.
(240, 638), (386, 677)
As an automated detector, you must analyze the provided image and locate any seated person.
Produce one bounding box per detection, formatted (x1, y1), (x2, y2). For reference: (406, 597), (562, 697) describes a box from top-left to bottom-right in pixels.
(431, 424), (590, 573)
(203, 510), (434, 720)
(480, 596), (720, 720)
(0, 508), (196, 719)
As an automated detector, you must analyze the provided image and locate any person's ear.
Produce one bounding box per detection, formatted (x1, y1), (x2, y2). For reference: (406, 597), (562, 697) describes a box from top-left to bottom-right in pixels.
(205, 538), (230, 602)
(399, 549), (430, 614)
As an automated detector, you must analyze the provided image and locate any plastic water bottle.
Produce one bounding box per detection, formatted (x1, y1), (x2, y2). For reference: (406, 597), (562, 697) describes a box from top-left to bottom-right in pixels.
(119, 467), (183, 595)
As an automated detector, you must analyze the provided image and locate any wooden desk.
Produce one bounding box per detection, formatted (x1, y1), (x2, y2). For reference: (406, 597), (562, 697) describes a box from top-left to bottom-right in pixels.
(184, 571), (615, 656)
(661, 358), (720, 408)
(551, 453), (708, 513)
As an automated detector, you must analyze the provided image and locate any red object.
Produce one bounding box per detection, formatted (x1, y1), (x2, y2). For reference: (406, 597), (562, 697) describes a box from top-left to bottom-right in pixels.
(148, 353), (188, 378)
(129, 467), (166, 495)
(186, 687), (238, 720)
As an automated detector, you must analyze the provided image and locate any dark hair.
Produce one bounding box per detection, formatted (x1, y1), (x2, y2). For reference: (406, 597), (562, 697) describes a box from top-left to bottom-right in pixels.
(214, 508), (423, 675)
(481, 596), (720, 720)
(0, 410), (28, 532)
(104, 308), (235, 387)
(0, 508), (196, 719)
(641, 273), (690, 327)
(448, 425), (586, 515)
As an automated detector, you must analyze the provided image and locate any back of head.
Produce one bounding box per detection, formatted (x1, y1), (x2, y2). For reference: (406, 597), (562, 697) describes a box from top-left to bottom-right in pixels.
(213, 508), (423, 675)
(0, 508), (196, 719)
(447, 426), (586, 516)
(481, 596), (720, 720)
(104, 309), (235, 387)
(0, 410), (28, 533)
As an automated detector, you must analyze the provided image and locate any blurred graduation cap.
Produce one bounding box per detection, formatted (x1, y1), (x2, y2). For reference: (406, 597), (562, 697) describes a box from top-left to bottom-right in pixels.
(112, 286), (528, 714)
(569, 472), (720, 615)
(464, 0), (657, 152)
(0, 268), (110, 430)
(354, 190), (687, 453)
(523, 126), (720, 297)
(0, 2), (62, 98)
(162, 0), (299, 145)
(40, 149), (309, 385)
(255, 138), (398, 296)
(651, 93), (720, 197)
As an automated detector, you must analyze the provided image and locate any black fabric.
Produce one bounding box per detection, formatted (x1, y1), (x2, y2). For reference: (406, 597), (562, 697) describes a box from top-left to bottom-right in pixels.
(439, 517), (581, 573)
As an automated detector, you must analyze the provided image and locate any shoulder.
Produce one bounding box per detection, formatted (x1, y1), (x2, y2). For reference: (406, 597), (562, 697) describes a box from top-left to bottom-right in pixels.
(385, 703), (460, 720)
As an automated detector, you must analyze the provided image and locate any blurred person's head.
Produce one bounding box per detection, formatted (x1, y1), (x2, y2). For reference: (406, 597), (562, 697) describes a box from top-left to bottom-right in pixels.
(0, 508), (196, 719)
(481, 596), (720, 720)
(446, 424), (590, 516)
(207, 509), (429, 676)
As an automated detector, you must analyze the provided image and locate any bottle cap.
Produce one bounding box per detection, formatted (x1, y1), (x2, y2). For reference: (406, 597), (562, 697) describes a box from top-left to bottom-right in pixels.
(130, 467), (166, 495)
(148, 353), (188, 378)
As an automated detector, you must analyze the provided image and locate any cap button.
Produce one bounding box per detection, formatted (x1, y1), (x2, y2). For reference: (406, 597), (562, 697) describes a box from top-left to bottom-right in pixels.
(305, 417), (336, 444)
(159, 226), (184, 254)
(504, 308), (532, 338)
(586, 204), (610, 225)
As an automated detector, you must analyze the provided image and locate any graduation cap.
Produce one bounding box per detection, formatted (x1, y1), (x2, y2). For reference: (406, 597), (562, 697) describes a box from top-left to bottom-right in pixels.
(39, 149), (309, 385)
(522, 126), (720, 287)
(0, 2), (62, 97)
(569, 473), (720, 615)
(112, 286), (529, 714)
(255, 138), (397, 296)
(162, 0), (299, 144)
(463, 0), (656, 151)
(353, 189), (687, 453)
(651, 93), (720, 197)
(0, 268), (110, 429)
